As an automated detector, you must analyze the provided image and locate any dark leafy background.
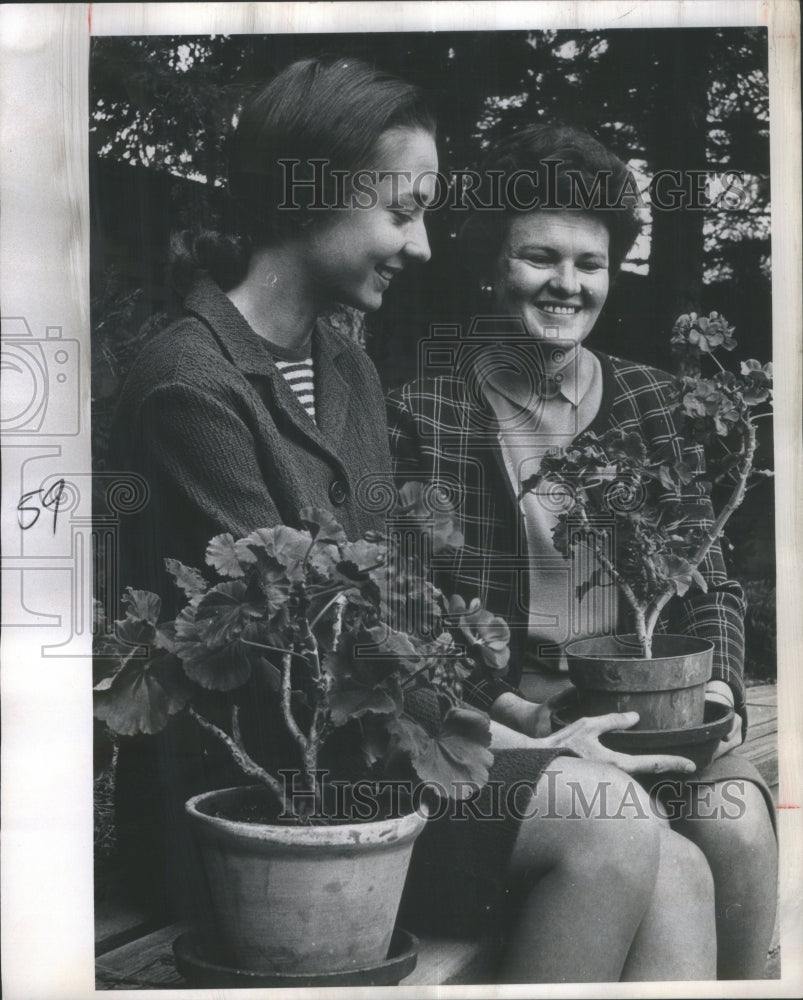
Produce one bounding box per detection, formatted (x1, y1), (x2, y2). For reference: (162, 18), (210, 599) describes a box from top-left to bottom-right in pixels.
(92, 26), (776, 900)
(90, 27), (774, 667)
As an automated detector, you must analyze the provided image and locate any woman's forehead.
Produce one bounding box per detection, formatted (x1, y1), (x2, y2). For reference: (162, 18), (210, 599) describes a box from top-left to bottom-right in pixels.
(504, 210), (610, 251)
(372, 127), (439, 195)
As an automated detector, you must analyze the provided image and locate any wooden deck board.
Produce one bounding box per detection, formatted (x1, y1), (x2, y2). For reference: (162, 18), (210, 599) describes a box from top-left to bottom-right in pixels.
(96, 924), (187, 989)
(741, 683), (778, 794)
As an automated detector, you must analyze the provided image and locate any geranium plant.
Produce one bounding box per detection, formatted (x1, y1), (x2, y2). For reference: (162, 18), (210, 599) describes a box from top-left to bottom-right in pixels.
(521, 312), (772, 658)
(94, 484), (503, 822)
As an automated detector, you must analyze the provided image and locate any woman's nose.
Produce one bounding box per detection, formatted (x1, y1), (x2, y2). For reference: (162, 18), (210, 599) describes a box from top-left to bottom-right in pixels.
(549, 261), (581, 295)
(403, 216), (431, 263)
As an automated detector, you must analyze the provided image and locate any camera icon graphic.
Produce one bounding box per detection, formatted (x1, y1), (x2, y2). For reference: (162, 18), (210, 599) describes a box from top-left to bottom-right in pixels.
(1, 317), (81, 435)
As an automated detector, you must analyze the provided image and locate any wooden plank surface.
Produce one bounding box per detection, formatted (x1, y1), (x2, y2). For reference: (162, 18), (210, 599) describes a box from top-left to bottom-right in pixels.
(742, 683), (779, 794)
(96, 924), (187, 990)
(403, 938), (489, 985)
(95, 899), (161, 957)
(95, 923), (488, 989)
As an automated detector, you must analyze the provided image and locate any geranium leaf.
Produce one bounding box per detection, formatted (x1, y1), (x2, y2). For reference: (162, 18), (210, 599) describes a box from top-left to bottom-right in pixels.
(176, 635), (253, 691)
(389, 708), (493, 797)
(194, 581), (264, 647)
(234, 527), (280, 565)
(338, 538), (386, 574)
(324, 646), (404, 726)
(206, 533), (246, 578)
(93, 652), (191, 736)
(365, 624), (421, 667)
(272, 526), (315, 580)
(122, 588), (161, 626)
(305, 541), (341, 579)
(164, 559), (208, 601)
(299, 507), (348, 545)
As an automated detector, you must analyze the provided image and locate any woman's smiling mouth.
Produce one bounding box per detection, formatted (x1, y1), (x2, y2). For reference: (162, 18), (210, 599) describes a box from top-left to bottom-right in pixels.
(538, 303), (581, 315)
(376, 264), (402, 284)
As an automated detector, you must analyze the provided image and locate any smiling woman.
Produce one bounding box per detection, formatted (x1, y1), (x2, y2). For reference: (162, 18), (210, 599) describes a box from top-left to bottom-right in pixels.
(388, 121), (777, 980)
(493, 210), (610, 348)
(107, 55), (439, 920)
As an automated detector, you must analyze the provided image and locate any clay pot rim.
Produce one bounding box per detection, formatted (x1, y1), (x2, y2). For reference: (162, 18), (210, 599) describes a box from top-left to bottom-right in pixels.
(186, 785), (429, 848)
(565, 633), (715, 662)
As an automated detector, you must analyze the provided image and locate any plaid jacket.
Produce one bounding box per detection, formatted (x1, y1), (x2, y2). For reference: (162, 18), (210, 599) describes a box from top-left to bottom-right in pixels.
(387, 350), (747, 721)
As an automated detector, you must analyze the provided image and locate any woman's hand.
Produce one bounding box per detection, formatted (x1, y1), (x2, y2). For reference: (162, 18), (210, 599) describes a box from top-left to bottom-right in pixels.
(490, 711), (696, 773)
(710, 710), (744, 762)
(705, 681), (743, 762)
(491, 688), (575, 739)
(536, 712), (698, 775)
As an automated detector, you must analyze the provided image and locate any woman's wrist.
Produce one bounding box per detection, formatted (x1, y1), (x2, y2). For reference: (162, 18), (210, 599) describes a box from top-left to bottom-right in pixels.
(705, 679), (735, 709)
(490, 692), (547, 737)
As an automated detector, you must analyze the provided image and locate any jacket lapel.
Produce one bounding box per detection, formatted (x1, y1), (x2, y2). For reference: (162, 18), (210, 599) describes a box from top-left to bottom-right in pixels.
(184, 277), (350, 470)
(311, 324), (350, 449)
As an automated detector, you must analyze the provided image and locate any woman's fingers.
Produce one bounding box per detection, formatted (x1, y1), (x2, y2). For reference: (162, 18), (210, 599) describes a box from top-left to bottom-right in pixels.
(548, 713), (696, 773)
(710, 711), (744, 762)
(589, 711), (640, 733)
(609, 752), (697, 775)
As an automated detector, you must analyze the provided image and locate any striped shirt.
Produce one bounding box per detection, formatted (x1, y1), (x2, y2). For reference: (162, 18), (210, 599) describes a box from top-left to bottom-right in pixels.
(274, 357), (316, 423)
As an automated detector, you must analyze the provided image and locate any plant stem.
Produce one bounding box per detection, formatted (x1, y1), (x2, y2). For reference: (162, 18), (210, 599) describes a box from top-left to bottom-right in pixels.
(309, 590), (347, 630)
(633, 605), (651, 658)
(302, 536), (319, 573)
(231, 703), (244, 747)
(280, 652), (309, 757)
(575, 533), (657, 656)
(240, 637), (310, 667)
(709, 353), (727, 374)
(688, 420), (756, 573)
(188, 706), (287, 812)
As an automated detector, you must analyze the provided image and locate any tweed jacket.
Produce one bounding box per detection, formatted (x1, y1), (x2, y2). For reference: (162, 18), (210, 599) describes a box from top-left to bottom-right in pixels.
(387, 350), (747, 722)
(111, 275), (392, 611)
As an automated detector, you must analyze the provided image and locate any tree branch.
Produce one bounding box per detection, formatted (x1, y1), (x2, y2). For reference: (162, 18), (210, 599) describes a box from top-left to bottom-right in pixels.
(280, 652), (309, 757)
(188, 706), (286, 811)
(688, 420), (756, 572)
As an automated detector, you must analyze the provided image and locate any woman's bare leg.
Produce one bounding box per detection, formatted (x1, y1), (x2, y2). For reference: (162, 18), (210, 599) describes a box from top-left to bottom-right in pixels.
(499, 757), (660, 983)
(620, 826), (716, 981)
(671, 779), (777, 979)
(498, 756), (716, 984)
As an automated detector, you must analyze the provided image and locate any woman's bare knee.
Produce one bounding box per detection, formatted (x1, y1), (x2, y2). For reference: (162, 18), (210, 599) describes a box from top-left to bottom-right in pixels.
(510, 756), (663, 882)
(659, 828), (714, 904)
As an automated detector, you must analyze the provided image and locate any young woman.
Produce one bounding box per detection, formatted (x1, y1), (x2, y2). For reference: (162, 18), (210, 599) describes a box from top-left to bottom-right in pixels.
(110, 52), (438, 919)
(110, 64), (715, 983)
(388, 122), (777, 980)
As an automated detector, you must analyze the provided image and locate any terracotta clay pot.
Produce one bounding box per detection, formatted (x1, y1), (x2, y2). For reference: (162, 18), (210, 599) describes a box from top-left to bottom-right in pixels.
(564, 633), (714, 730)
(185, 786), (428, 975)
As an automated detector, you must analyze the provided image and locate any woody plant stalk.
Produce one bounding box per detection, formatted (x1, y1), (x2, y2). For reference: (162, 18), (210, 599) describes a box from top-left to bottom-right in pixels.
(522, 312), (772, 659)
(94, 485), (508, 822)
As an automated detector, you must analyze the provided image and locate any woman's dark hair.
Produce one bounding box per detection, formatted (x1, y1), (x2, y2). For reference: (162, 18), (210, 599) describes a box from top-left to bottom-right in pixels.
(458, 123), (642, 283)
(173, 56), (435, 293)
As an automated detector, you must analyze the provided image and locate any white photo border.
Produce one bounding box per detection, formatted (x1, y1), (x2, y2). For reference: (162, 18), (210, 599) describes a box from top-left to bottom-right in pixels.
(1, 3), (800, 998)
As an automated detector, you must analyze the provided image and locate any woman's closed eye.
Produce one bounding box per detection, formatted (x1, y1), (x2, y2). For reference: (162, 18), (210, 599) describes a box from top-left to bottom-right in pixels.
(577, 257), (608, 272)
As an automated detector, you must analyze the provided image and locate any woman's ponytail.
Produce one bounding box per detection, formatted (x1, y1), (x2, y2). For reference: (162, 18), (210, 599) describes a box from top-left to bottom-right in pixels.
(169, 226), (252, 296)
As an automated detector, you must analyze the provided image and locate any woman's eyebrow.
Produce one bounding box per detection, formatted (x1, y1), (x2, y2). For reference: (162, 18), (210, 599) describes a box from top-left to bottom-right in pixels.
(388, 192), (430, 211)
(511, 242), (553, 254)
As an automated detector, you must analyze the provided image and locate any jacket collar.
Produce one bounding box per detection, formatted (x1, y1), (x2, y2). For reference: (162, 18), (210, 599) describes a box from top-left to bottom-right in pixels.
(184, 274), (352, 464)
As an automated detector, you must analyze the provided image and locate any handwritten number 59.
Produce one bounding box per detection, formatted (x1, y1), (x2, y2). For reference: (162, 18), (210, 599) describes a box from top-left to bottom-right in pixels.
(17, 479), (67, 533)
